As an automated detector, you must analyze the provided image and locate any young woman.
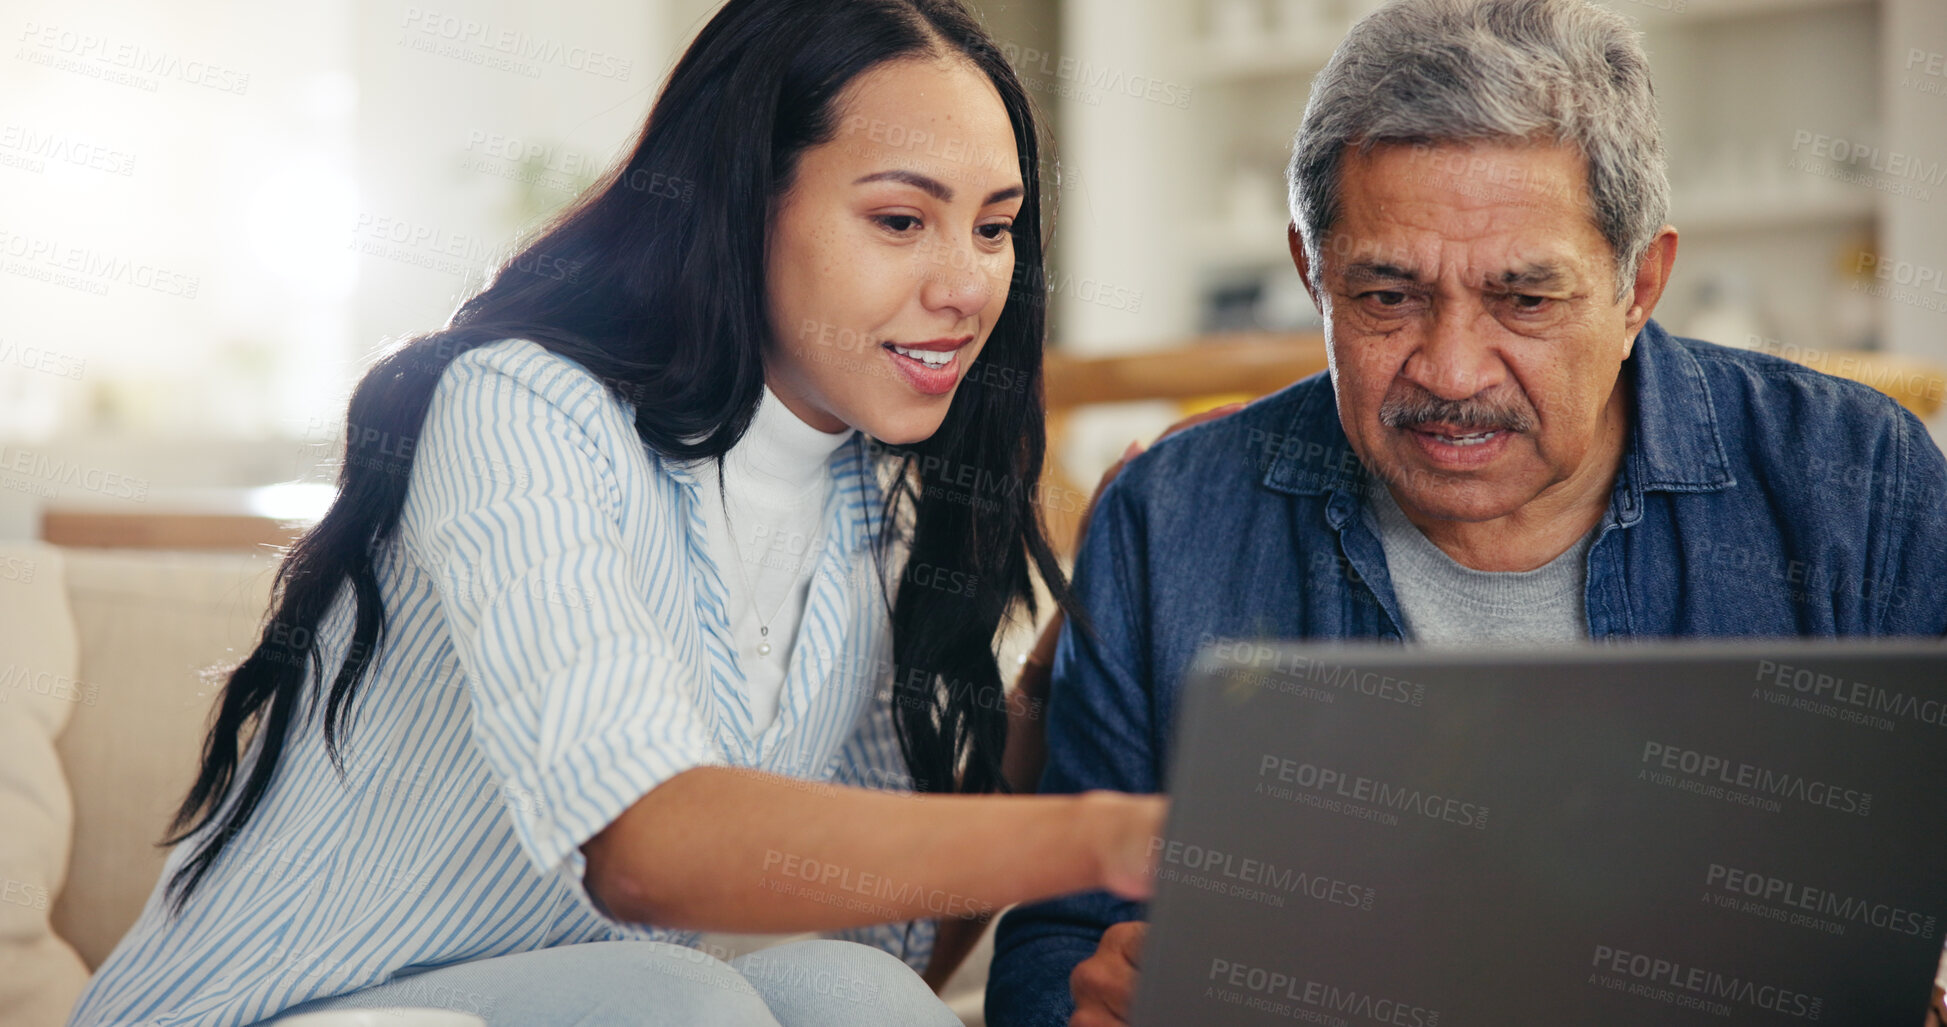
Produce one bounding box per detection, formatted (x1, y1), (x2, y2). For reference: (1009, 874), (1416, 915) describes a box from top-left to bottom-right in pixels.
(66, 2), (1164, 1025)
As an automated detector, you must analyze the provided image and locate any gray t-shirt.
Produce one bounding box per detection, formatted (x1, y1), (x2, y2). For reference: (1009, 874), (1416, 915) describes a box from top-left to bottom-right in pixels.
(1362, 483), (1593, 645)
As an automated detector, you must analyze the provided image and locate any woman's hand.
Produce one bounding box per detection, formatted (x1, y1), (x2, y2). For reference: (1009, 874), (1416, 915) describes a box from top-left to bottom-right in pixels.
(584, 768), (1168, 935)
(919, 789), (1163, 992)
(1083, 791), (1168, 901)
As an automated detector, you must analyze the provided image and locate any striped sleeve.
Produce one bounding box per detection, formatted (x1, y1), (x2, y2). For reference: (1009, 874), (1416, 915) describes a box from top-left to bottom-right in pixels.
(399, 340), (723, 923)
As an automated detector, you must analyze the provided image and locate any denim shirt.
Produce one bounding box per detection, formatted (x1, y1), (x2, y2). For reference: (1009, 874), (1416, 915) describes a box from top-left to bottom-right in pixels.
(985, 320), (1947, 1027)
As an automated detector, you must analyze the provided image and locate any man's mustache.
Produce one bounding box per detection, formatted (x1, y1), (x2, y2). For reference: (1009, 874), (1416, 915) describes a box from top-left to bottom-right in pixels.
(1378, 385), (1538, 433)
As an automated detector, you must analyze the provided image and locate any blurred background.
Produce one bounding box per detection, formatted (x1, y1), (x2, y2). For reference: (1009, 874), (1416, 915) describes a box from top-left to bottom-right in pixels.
(2, 0), (1944, 540)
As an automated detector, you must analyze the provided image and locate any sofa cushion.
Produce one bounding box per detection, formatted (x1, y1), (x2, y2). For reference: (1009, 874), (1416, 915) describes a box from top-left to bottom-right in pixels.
(0, 543), (92, 1026)
(50, 548), (278, 971)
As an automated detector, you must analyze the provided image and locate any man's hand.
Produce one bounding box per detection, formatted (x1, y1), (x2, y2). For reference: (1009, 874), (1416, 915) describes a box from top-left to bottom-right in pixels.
(1069, 920), (1147, 1027)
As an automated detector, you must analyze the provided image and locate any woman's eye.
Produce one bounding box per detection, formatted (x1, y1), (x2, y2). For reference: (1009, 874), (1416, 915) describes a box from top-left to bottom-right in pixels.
(874, 214), (921, 234)
(976, 221), (1013, 241)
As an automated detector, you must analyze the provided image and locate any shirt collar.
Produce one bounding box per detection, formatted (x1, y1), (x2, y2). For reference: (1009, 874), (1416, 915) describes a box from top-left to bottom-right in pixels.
(1261, 318), (1734, 501)
(829, 433), (884, 555)
(1621, 319), (1734, 493)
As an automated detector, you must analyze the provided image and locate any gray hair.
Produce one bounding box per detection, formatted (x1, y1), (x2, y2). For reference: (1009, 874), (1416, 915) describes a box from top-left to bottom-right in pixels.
(1287, 0), (1668, 300)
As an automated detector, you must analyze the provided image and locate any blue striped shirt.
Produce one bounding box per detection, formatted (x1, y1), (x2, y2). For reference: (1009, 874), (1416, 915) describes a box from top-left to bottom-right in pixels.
(69, 339), (933, 1026)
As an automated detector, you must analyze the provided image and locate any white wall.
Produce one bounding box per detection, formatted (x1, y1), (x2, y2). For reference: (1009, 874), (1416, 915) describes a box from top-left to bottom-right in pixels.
(1053, 0), (1202, 354)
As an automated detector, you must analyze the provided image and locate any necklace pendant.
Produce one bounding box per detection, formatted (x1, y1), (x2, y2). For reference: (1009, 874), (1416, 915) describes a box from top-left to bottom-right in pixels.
(756, 640), (772, 656)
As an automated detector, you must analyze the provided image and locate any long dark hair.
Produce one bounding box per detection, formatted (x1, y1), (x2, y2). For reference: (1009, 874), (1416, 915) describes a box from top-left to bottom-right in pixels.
(160, 0), (1074, 914)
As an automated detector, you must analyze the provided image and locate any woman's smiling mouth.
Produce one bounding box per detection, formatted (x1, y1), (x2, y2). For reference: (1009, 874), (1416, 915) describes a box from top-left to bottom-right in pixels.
(881, 336), (972, 395)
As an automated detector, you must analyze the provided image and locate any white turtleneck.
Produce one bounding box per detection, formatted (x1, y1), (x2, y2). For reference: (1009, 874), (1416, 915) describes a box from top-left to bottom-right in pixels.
(692, 385), (856, 734)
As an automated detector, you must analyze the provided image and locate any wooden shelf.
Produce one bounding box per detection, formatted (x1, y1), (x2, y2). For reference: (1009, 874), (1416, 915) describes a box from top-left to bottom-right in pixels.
(1046, 332), (1328, 409)
(42, 509), (305, 551)
(1040, 332), (1331, 552)
(40, 485), (328, 551)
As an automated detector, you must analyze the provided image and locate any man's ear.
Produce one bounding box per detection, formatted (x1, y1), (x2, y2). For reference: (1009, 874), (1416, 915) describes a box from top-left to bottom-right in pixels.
(1621, 226), (1679, 356)
(1289, 222), (1320, 309)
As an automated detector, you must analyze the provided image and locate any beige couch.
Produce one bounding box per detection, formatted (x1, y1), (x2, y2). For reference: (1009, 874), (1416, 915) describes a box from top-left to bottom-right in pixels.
(2, 544), (283, 1026)
(0, 543), (995, 1027)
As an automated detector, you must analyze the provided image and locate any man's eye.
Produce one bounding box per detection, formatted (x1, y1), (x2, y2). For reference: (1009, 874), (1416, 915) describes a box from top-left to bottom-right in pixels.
(1511, 294), (1549, 310)
(874, 215), (921, 233)
(1364, 290), (1408, 307)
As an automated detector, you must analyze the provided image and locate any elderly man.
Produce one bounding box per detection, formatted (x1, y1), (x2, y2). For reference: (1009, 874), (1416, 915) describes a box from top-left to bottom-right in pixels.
(984, 0), (1947, 1023)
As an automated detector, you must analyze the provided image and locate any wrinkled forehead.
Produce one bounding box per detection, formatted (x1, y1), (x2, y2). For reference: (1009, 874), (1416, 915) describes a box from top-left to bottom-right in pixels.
(1378, 139), (1597, 212)
(1321, 139), (1610, 284)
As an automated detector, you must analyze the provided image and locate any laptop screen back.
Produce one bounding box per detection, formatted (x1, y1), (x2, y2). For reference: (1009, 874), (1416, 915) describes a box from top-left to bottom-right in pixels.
(1134, 641), (1947, 1026)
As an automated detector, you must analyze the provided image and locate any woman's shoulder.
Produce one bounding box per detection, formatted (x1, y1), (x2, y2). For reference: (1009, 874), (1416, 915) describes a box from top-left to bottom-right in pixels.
(410, 336), (673, 493)
(427, 337), (660, 463)
(442, 337), (624, 418)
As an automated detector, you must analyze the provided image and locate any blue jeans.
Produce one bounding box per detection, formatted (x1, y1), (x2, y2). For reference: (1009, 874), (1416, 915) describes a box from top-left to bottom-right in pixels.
(263, 939), (963, 1026)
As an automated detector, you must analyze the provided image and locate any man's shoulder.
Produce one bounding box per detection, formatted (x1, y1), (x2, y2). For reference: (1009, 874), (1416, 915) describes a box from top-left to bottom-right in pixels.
(1119, 371), (1339, 497)
(1650, 329), (1947, 632)
(1666, 331), (1915, 431)
(1636, 327), (1939, 486)
(1644, 326), (1947, 523)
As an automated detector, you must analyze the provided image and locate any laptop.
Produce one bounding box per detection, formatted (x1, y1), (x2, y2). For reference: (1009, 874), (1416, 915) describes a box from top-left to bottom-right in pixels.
(1133, 640), (1947, 1026)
